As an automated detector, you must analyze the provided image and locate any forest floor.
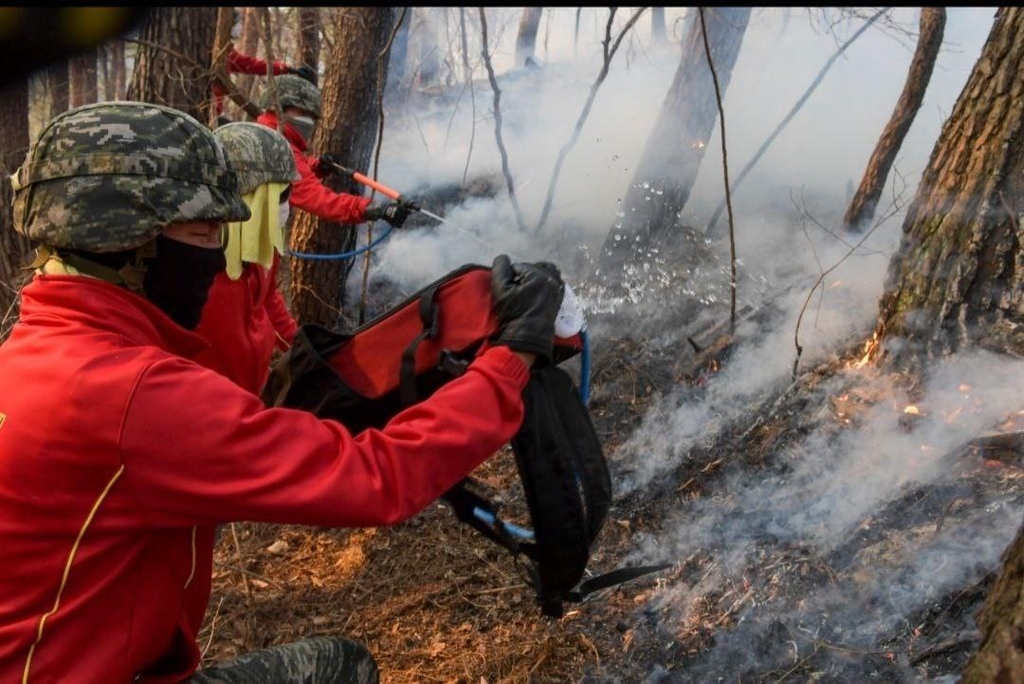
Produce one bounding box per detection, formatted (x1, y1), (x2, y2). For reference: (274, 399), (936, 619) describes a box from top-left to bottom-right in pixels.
(201, 295), (1024, 682)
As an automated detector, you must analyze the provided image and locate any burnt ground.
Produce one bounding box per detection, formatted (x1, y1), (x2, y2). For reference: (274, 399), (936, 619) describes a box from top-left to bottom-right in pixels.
(201, 284), (1024, 682)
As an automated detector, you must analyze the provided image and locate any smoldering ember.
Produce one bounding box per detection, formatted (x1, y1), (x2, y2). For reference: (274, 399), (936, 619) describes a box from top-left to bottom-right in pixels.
(1, 7), (1022, 684)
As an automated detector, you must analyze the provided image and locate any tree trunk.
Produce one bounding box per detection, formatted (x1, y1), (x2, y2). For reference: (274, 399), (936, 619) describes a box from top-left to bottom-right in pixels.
(843, 8), (945, 233)
(516, 7), (543, 67)
(410, 7), (440, 89)
(47, 62), (69, 117)
(235, 7), (262, 100)
(0, 79), (31, 340)
(109, 40), (126, 100)
(385, 8), (412, 104)
(296, 7), (321, 83)
(598, 7), (750, 273)
(873, 7), (1024, 369)
(652, 7), (666, 43)
(288, 7), (396, 329)
(959, 523), (1024, 683)
(126, 6), (218, 123)
(69, 47), (99, 108)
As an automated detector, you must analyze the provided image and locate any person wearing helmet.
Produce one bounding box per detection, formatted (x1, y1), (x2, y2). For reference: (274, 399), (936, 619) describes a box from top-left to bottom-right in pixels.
(256, 74), (413, 229)
(0, 101), (565, 683)
(195, 122), (301, 392)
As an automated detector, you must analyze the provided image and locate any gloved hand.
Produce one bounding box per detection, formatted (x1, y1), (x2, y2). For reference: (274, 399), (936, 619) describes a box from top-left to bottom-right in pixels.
(489, 254), (565, 365)
(290, 64), (317, 84)
(316, 153), (340, 177)
(363, 202), (413, 228)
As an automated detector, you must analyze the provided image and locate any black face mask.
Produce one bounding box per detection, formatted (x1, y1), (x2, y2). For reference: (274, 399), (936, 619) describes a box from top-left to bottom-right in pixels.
(142, 234), (226, 330)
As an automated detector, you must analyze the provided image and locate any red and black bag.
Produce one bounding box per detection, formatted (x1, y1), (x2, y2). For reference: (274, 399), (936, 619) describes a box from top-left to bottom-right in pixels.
(262, 263), (666, 616)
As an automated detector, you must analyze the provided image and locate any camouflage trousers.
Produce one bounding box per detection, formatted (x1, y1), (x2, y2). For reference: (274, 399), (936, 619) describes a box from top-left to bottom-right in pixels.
(184, 636), (379, 684)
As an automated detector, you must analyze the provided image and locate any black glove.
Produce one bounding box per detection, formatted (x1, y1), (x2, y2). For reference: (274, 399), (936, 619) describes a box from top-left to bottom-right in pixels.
(290, 64), (317, 84)
(317, 153), (340, 177)
(363, 202), (412, 228)
(489, 254), (565, 365)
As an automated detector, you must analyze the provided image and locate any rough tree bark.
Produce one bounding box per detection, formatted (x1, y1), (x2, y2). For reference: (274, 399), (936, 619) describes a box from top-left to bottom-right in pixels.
(843, 7), (945, 233)
(126, 7), (218, 123)
(960, 521), (1024, 683)
(296, 7), (321, 83)
(598, 6), (750, 274)
(69, 47), (98, 107)
(288, 7), (396, 328)
(872, 7), (1023, 370)
(0, 79), (31, 340)
(47, 62), (69, 117)
(944, 10), (1024, 679)
(515, 7), (544, 67)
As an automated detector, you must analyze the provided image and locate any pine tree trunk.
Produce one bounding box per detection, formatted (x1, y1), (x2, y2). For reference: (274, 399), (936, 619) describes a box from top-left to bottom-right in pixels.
(296, 7), (321, 82)
(288, 7), (396, 328)
(69, 47), (99, 108)
(873, 7), (1024, 368)
(598, 7), (750, 274)
(843, 8), (945, 233)
(516, 7), (544, 67)
(0, 80), (31, 341)
(959, 523), (1024, 682)
(47, 62), (69, 118)
(126, 7), (218, 123)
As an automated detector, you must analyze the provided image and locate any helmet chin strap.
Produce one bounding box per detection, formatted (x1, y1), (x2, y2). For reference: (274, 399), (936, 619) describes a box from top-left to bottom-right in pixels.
(36, 242), (154, 293)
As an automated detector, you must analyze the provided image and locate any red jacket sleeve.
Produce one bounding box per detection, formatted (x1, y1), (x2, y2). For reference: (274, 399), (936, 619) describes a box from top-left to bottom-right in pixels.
(290, 149), (372, 224)
(227, 48), (290, 76)
(265, 255), (297, 350)
(118, 346), (530, 528)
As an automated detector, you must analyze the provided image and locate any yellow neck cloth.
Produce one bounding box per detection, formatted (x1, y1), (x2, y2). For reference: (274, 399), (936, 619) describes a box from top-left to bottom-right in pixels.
(224, 182), (289, 280)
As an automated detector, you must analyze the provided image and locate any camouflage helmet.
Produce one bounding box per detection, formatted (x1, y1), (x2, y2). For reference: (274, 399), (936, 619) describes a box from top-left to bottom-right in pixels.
(213, 122), (300, 194)
(11, 101), (250, 252)
(258, 74), (322, 118)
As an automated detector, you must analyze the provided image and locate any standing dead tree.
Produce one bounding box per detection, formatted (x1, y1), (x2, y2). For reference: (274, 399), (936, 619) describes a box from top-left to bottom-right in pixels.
(843, 8), (945, 233)
(598, 7), (751, 275)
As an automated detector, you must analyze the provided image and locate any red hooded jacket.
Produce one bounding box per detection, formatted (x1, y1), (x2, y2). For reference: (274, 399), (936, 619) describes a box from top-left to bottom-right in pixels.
(0, 275), (528, 684)
(195, 254), (296, 394)
(256, 111), (371, 224)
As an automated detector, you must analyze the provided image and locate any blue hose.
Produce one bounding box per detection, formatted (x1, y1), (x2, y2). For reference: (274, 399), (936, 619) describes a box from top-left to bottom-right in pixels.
(472, 506), (535, 541)
(579, 327), (591, 406)
(287, 224), (393, 261)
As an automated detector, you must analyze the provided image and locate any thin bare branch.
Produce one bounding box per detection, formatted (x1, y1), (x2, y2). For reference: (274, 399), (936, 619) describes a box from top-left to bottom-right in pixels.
(532, 7), (647, 234)
(699, 6), (737, 328)
(478, 7), (527, 232)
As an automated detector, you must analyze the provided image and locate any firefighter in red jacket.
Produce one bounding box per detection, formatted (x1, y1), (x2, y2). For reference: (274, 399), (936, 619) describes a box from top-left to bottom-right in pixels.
(195, 121), (301, 392)
(212, 47), (316, 121)
(255, 74), (413, 230)
(0, 102), (564, 683)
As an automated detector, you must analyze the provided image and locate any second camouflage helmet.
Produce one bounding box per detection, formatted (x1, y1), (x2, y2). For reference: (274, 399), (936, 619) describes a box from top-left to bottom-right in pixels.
(213, 122), (300, 194)
(258, 73), (322, 118)
(11, 101), (250, 252)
